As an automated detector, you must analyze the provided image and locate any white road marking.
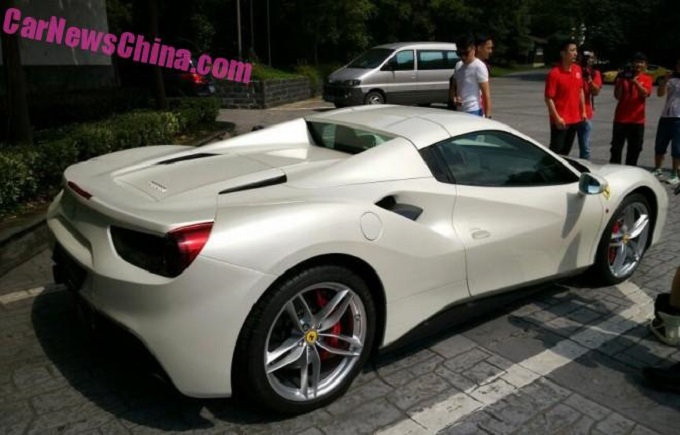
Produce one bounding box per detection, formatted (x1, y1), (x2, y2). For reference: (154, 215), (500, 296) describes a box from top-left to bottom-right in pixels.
(378, 282), (653, 435)
(0, 284), (66, 306)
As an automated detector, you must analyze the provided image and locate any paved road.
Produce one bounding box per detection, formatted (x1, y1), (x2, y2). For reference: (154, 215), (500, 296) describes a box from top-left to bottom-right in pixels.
(2, 72), (680, 434)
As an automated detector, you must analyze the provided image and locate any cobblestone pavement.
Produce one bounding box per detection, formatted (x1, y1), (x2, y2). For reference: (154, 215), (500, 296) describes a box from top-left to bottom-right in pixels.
(2, 71), (680, 434)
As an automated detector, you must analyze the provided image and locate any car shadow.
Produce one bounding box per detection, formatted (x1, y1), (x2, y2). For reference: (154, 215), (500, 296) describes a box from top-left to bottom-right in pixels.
(502, 280), (680, 431)
(31, 276), (680, 432)
(30, 290), (305, 431)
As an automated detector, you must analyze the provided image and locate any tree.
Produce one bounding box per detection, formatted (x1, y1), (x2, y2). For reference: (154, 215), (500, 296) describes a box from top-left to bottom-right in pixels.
(148, 0), (167, 110)
(1, 0), (32, 145)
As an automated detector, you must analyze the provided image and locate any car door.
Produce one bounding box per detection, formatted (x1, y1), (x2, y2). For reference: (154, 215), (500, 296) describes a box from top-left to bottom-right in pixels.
(415, 49), (459, 104)
(422, 130), (605, 296)
(381, 50), (417, 104)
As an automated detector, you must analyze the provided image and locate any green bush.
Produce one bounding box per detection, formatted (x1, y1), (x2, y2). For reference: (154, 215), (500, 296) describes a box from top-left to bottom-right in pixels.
(0, 87), (151, 131)
(0, 147), (40, 217)
(250, 64), (301, 80)
(35, 139), (79, 188)
(0, 97), (220, 218)
(168, 97), (220, 131)
(294, 65), (322, 91)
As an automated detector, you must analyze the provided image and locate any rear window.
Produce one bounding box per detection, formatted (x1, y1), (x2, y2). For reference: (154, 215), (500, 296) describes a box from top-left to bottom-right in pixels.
(307, 121), (394, 154)
(417, 50), (460, 70)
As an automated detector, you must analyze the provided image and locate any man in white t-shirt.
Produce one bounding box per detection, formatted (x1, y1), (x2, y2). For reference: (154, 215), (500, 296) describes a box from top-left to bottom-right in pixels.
(652, 57), (680, 186)
(449, 35), (491, 117)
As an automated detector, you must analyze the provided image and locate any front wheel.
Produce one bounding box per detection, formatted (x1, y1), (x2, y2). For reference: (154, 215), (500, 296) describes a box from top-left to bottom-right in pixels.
(364, 91), (385, 105)
(233, 265), (376, 414)
(592, 193), (652, 285)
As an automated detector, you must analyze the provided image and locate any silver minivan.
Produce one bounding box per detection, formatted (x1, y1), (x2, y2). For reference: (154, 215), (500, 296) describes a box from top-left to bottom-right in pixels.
(323, 42), (459, 107)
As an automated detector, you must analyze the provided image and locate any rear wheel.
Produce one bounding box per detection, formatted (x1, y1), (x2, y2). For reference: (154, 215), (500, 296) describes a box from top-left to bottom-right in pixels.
(592, 193), (651, 285)
(234, 265), (375, 414)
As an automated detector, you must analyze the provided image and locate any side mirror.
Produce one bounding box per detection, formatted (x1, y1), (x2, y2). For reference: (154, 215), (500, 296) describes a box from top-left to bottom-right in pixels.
(578, 172), (608, 195)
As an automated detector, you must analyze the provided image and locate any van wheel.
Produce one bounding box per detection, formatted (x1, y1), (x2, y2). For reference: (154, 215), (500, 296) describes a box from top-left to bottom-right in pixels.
(364, 92), (385, 105)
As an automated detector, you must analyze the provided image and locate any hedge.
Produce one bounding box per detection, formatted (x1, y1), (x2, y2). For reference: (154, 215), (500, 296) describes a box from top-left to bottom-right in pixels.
(0, 87), (151, 134)
(0, 97), (220, 218)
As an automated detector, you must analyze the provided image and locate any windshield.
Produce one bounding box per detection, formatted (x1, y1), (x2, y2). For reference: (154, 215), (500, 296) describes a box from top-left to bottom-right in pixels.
(307, 121), (394, 154)
(347, 48), (394, 69)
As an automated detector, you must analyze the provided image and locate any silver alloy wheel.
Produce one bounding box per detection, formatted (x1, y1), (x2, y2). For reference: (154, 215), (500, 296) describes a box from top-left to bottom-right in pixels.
(366, 93), (384, 104)
(264, 282), (367, 402)
(608, 201), (650, 278)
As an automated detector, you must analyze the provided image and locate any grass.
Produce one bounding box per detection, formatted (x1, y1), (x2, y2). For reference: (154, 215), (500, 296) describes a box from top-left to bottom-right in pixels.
(251, 64), (302, 80)
(490, 64), (546, 77)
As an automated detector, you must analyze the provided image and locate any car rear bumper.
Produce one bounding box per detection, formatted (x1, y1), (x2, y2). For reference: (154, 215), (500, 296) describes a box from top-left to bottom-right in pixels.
(47, 192), (277, 398)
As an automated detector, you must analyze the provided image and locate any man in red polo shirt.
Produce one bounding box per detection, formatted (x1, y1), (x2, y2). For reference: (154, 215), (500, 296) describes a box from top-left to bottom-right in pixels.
(610, 52), (653, 166)
(545, 40), (586, 156)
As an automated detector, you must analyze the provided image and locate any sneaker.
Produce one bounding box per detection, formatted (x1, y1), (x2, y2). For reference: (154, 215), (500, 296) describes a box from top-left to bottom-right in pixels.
(667, 173), (680, 186)
(649, 312), (680, 346)
(651, 168), (666, 180)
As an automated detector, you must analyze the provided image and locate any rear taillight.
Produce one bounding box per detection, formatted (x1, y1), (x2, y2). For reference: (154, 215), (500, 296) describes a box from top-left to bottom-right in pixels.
(67, 181), (93, 200)
(192, 73), (207, 84)
(167, 222), (213, 275)
(111, 222), (213, 278)
(182, 73), (207, 85)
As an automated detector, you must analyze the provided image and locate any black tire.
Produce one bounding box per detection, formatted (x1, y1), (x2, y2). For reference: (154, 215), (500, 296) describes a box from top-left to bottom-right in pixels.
(364, 91), (385, 105)
(591, 193), (652, 285)
(233, 265), (376, 414)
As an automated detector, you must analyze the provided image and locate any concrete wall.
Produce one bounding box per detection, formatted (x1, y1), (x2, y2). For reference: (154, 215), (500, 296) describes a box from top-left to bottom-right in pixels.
(220, 77), (316, 109)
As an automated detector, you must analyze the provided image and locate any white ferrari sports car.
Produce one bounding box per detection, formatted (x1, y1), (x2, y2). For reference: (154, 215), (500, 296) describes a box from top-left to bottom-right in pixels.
(48, 105), (668, 413)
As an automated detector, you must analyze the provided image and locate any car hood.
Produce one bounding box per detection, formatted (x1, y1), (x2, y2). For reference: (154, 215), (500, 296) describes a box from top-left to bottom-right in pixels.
(65, 144), (350, 204)
(327, 67), (374, 83)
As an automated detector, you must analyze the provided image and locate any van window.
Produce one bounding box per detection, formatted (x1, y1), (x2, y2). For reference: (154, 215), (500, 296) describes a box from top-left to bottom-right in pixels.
(392, 50), (415, 71)
(417, 50), (460, 70)
(445, 51), (460, 68)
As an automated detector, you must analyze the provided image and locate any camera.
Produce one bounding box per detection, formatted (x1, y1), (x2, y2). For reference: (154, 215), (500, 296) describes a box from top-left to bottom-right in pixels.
(582, 68), (591, 81)
(619, 64), (634, 80)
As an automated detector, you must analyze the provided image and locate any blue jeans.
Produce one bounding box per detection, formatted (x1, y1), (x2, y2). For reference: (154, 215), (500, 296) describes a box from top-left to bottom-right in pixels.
(465, 109), (484, 117)
(576, 119), (592, 160)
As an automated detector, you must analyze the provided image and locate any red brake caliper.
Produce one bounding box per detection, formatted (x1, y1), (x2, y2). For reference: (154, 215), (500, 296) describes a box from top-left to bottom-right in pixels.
(609, 220), (622, 264)
(316, 291), (342, 360)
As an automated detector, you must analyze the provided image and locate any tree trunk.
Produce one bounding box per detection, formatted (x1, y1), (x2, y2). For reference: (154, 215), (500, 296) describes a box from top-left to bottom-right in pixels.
(1, 0), (33, 145)
(148, 0), (167, 110)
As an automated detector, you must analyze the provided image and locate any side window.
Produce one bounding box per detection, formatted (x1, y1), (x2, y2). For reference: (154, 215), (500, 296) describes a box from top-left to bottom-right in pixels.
(392, 50), (414, 71)
(444, 51), (460, 68)
(307, 121), (394, 154)
(421, 131), (579, 187)
(417, 50), (446, 70)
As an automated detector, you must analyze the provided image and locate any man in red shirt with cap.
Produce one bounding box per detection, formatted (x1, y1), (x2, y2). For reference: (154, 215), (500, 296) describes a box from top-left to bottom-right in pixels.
(610, 52), (653, 166)
(545, 40), (586, 156)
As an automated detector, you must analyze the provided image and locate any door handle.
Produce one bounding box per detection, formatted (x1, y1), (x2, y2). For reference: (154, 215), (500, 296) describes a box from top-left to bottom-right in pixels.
(471, 230), (490, 240)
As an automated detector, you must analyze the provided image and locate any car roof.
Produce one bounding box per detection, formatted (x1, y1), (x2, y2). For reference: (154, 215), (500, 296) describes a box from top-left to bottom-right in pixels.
(372, 41), (457, 51)
(306, 105), (514, 149)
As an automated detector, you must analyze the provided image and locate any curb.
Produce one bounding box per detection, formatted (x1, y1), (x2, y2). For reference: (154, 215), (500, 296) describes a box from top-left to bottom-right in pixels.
(0, 128), (232, 279)
(0, 213), (49, 278)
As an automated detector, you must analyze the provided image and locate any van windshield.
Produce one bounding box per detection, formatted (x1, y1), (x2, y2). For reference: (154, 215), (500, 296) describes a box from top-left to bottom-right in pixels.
(347, 48), (394, 69)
